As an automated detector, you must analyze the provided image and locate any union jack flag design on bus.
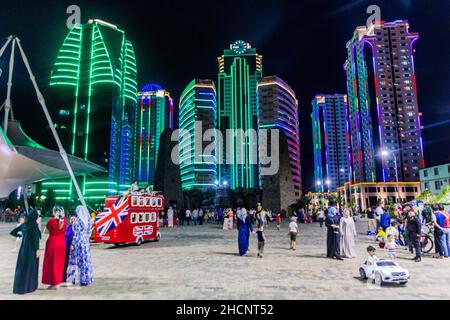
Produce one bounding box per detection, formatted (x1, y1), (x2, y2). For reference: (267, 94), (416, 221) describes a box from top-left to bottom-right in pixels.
(96, 196), (129, 237)
(133, 225), (153, 237)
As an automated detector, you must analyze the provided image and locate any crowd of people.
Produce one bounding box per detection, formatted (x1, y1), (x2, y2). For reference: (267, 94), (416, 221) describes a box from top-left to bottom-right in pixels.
(8, 205), (93, 294)
(4, 194), (449, 295)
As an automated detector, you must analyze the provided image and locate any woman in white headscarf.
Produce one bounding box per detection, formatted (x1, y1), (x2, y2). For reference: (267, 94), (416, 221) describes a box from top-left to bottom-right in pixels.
(167, 206), (174, 228)
(339, 208), (357, 258)
(66, 205), (93, 286)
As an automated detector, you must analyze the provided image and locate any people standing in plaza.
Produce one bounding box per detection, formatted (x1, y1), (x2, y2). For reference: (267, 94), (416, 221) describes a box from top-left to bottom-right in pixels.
(185, 209), (191, 225)
(275, 213), (281, 231)
(167, 206), (174, 228)
(256, 223), (266, 258)
(380, 209), (391, 232)
(288, 216), (299, 250)
(217, 207), (223, 225)
(385, 234), (397, 260)
(223, 209), (229, 230)
(375, 203), (384, 230)
(366, 206), (376, 235)
(325, 205), (343, 260)
(339, 208), (357, 258)
(431, 205), (448, 258)
(237, 208), (253, 256)
(227, 209), (234, 230)
(67, 205), (93, 286)
(385, 221), (399, 243)
(442, 205), (450, 256)
(406, 209), (421, 262)
(42, 205), (68, 289)
(10, 209), (41, 294)
(63, 212), (76, 283)
(317, 208), (325, 228)
(192, 208), (198, 225)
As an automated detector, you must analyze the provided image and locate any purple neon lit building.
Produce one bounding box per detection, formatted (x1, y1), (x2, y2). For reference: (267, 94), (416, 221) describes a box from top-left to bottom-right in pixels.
(258, 76), (301, 197)
(344, 20), (424, 183)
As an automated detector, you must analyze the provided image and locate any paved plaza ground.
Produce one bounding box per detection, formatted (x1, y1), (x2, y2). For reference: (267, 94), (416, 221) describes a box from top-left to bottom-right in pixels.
(0, 219), (449, 300)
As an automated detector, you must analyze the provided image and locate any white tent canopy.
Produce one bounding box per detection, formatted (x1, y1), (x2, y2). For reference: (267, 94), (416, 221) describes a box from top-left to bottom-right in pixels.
(0, 120), (105, 199)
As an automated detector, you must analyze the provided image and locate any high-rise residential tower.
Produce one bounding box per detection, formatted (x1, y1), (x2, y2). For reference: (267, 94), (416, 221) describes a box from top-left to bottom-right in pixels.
(178, 79), (217, 191)
(344, 20), (424, 184)
(217, 40), (263, 190)
(311, 94), (350, 192)
(48, 19), (137, 199)
(258, 76), (301, 198)
(134, 83), (174, 188)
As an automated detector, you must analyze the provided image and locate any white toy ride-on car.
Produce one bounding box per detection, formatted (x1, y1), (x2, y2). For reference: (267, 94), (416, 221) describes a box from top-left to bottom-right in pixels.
(359, 259), (409, 285)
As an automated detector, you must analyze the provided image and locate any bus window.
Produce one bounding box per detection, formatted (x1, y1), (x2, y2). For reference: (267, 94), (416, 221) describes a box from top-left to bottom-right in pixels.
(156, 198), (162, 207)
(150, 212), (156, 223)
(131, 213), (137, 224)
(145, 213), (150, 222)
(145, 198), (151, 207)
(139, 197), (145, 206)
(132, 197), (138, 206)
(138, 213), (144, 223)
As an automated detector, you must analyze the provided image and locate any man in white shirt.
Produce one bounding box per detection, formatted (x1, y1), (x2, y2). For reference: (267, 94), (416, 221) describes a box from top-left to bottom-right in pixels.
(185, 209), (191, 225)
(375, 204), (384, 230)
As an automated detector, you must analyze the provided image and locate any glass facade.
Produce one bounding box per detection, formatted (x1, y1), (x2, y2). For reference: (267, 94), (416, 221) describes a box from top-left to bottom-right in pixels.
(217, 40), (263, 190)
(179, 79), (217, 191)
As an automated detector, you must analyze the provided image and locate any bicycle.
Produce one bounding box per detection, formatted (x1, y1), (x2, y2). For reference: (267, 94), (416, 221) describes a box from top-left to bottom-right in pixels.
(420, 224), (434, 254)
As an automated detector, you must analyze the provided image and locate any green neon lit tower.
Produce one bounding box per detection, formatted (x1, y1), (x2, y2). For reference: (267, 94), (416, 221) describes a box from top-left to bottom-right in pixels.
(179, 79), (217, 191)
(47, 19), (137, 201)
(135, 83), (174, 188)
(217, 40), (263, 190)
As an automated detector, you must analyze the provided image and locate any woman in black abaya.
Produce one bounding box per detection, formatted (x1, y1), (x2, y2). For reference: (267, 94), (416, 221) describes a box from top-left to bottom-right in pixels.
(10, 209), (41, 294)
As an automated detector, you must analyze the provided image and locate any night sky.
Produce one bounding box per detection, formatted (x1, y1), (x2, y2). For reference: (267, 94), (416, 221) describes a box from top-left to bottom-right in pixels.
(0, 0), (449, 193)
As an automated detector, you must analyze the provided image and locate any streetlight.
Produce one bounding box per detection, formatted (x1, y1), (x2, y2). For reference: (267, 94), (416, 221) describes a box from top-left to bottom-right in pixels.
(381, 149), (400, 204)
(214, 180), (219, 186)
(316, 180), (323, 193)
(326, 179), (331, 193)
(223, 181), (228, 186)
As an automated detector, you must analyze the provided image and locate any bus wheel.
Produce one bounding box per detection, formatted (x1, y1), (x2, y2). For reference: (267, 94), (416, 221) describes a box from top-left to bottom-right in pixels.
(136, 237), (143, 246)
(155, 232), (161, 242)
(114, 243), (121, 247)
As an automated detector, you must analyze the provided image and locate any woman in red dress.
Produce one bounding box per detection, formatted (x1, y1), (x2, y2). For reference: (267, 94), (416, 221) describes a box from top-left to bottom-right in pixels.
(42, 205), (67, 289)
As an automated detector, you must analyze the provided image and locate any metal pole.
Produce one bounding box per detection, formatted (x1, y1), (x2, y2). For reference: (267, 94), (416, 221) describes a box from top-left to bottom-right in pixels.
(3, 38), (15, 134)
(15, 37), (88, 211)
(394, 153), (400, 204)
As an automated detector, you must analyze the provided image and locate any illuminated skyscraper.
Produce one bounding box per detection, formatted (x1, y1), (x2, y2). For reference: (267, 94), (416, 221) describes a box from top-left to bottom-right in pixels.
(217, 40), (263, 190)
(345, 20), (424, 183)
(48, 19), (137, 199)
(311, 94), (350, 192)
(134, 83), (174, 188)
(179, 79), (217, 191)
(258, 76), (301, 197)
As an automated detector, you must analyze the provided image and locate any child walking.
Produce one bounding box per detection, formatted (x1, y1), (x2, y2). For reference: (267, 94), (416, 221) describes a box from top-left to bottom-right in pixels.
(288, 217), (299, 250)
(256, 223), (266, 258)
(276, 213), (281, 231)
(385, 234), (397, 259)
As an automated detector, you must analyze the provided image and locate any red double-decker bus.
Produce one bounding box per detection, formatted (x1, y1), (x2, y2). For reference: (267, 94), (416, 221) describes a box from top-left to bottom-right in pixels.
(94, 194), (164, 246)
